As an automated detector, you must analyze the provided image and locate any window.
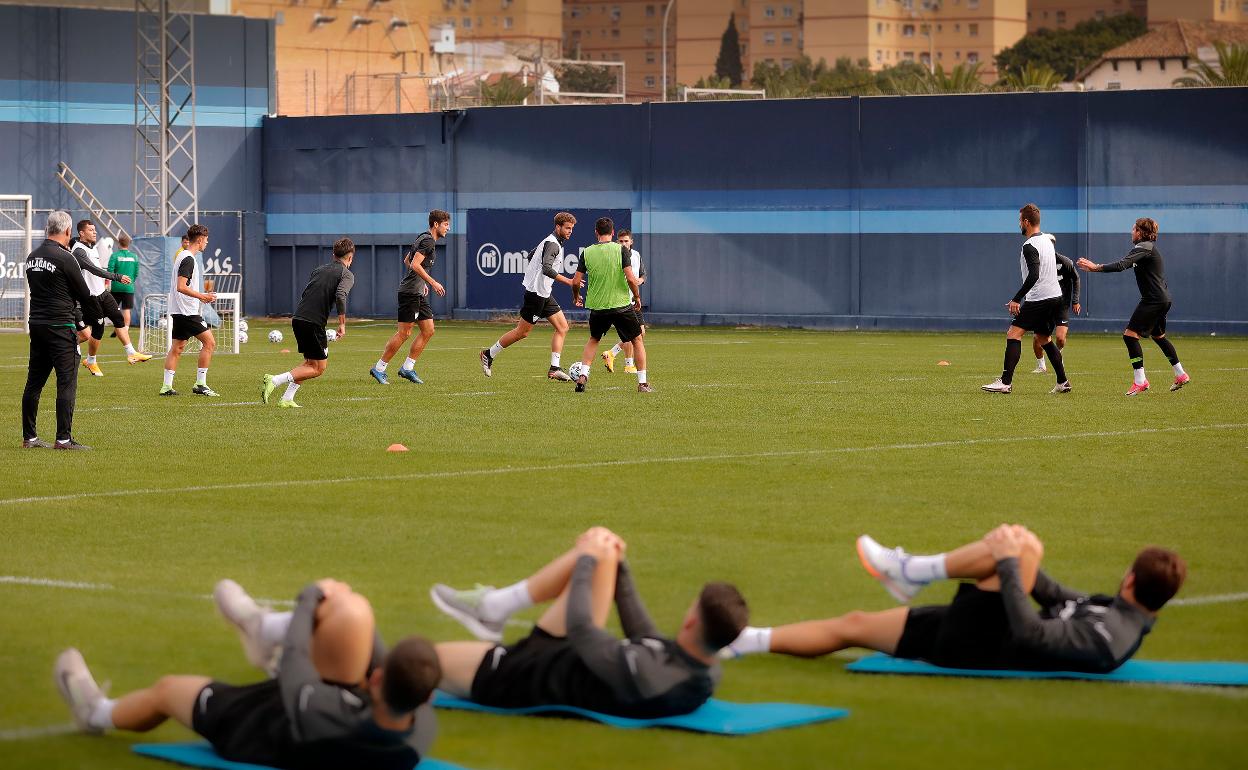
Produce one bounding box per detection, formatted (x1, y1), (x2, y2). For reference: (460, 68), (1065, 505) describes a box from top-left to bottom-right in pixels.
(646, 4), (655, 17)
(1095, 10), (1105, 19)
(644, 27), (655, 42)
(920, 23), (930, 36)
(572, 29), (581, 39)
(903, 51), (915, 60)
(645, 75), (656, 87)
(954, 50), (960, 58)
(570, 7), (580, 18)
(645, 50), (656, 64)
(1107, 81), (1122, 90)
(1159, 58), (1167, 71)
(903, 24), (915, 37)
(462, 16), (471, 28)
(968, 23), (978, 37)
(782, 58), (793, 69)
(782, 32), (792, 44)
(920, 52), (931, 66)
(937, 51), (943, 60)
(1056, 11), (1066, 24)
(764, 32), (776, 45)
(967, 51), (979, 63)
(1135, 59), (1142, 71)
(611, 28), (620, 38)
(877, 21), (883, 34)
(502, 0), (512, 6)
(968, 0), (979, 8)
(611, 5), (620, 21)
(1112, 61), (1119, 71)
(503, 16), (512, 28)
(954, 23), (960, 32)
(876, 49), (882, 62)
(783, 5), (794, 17)
(765, 6), (775, 18)
(461, 0), (470, 7)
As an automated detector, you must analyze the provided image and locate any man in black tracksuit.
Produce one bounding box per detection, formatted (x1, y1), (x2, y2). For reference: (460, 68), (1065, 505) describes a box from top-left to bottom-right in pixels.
(21, 211), (99, 450)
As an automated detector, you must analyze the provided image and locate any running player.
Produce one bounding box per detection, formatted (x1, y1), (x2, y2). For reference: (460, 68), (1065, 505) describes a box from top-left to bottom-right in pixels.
(106, 233), (140, 337)
(55, 579), (439, 770)
(429, 526), (748, 718)
(161, 224), (219, 397)
(68, 220), (150, 376)
(722, 526), (1185, 674)
(567, 217), (648, 393)
(263, 238), (356, 408)
(982, 204), (1071, 394)
(479, 212), (576, 381)
(370, 210), (449, 385)
(1031, 233), (1080, 374)
(1077, 217), (1190, 395)
(600, 228), (646, 375)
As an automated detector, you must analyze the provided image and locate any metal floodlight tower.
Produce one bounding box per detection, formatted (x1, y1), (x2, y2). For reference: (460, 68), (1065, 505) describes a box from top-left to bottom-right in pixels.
(134, 0), (199, 238)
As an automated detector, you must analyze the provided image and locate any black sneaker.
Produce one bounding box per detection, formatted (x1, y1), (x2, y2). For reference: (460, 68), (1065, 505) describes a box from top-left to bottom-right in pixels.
(159, 385), (179, 396)
(54, 439), (92, 451)
(479, 349), (493, 378)
(547, 367), (571, 382)
(192, 384), (221, 397)
(22, 438), (52, 448)
(575, 374), (587, 392)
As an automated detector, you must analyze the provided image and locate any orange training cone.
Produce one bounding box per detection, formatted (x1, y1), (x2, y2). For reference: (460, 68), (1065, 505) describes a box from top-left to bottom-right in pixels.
(387, 443), (409, 452)
(937, 360), (950, 366)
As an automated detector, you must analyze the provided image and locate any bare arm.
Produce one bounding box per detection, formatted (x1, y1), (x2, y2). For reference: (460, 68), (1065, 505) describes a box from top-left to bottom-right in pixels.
(571, 270), (585, 307)
(177, 276), (215, 303)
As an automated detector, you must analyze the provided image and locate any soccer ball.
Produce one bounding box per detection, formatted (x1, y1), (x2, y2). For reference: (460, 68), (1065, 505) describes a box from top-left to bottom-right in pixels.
(268, 330), (283, 343)
(569, 361), (587, 379)
(237, 319), (249, 333)
(326, 328), (338, 342)
(238, 331), (249, 344)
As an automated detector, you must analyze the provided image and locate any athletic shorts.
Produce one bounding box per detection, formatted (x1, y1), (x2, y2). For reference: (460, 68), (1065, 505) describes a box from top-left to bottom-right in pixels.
(192, 680), (292, 767)
(472, 628), (586, 710)
(895, 584), (1014, 669)
(589, 307), (642, 343)
(89, 292), (126, 341)
(171, 314), (210, 341)
(72, 304), (87, 332)
(1127, 301), (1171, 338)
(397, 292), (433, 323)
(111, 291), (135, 311)
(618, 309), (645, 341)
(292, 318), (328, 361)
(519, 291), (562, 324)
(1056, 304), (1070, 326)
(1011, 297), (1064, 336)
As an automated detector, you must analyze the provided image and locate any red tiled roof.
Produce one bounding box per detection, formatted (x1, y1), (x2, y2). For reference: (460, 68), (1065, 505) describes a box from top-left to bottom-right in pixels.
(1076, 20), (1248, 80)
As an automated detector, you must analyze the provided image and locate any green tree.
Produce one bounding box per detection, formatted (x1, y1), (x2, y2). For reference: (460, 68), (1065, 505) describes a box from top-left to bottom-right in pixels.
(874, 60), (936, 95)
(714, 13), (744, 87)
(1173, 42), (1248, 87)
(479, 74), (534, 106)
(556, 63), (617, 94)
(999, 62), (1063, 92)
(995, 13), (1146, 81)
(900, 62), (989, 94)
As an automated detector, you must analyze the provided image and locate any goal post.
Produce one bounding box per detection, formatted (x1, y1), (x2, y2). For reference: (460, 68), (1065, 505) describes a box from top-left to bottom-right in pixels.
(681, 87), (766, 102)
(0, 195), (33, 332)
(140, 288), (241, 356)
(544, 59), (626, 105)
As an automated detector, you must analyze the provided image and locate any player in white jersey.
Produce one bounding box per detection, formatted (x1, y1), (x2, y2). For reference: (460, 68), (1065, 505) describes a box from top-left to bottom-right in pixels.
(69, 221), (151, 377)
(982, 204), (1071, 395)
(161, 224), (220, 397)
(600, 229), (647, 375)
(480, 212), (577, 381)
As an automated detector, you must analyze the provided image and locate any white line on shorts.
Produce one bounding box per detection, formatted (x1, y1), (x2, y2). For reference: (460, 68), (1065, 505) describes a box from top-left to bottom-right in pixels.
(0, 423), (1244, 507)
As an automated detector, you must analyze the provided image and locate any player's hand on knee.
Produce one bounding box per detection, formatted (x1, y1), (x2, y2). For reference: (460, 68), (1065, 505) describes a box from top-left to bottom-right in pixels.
(985, 526), (1024, 561)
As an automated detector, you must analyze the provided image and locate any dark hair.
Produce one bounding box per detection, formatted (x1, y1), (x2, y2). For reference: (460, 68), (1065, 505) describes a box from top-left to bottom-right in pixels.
(118, 234), (131, 248)
(1134, 217), (1158, 242)
(429, 209), (450, 228)
(595, 217), (614, 236)
(1019, 204), (1041, 227)
(617, 229), (632, 239)
(382, 635), (441, 714)
(554, 211), (577, 227)
(1130, 547), (1186, 611)
(332, 237), (355, 260)
(186, 224), (209, 242)
(76, 219), (94, 235)
(697, 582), (748, 651)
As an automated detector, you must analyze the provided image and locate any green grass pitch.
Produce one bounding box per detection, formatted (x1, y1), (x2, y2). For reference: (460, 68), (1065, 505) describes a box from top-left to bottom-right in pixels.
(1, 321), (1246, 769)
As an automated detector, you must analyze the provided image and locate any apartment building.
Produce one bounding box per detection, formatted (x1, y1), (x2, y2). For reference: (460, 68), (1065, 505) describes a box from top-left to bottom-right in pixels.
(430, 0), (562, 57)
(1027, 0), (1145, 31)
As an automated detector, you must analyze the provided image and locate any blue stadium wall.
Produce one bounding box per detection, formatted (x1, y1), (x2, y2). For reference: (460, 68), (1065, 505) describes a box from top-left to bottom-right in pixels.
(0, 5), (271, 312)
(264, 88), (1247, 333)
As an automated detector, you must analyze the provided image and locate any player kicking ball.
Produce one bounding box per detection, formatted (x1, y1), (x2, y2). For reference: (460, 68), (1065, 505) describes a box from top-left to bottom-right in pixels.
(262, 238), (355, 408)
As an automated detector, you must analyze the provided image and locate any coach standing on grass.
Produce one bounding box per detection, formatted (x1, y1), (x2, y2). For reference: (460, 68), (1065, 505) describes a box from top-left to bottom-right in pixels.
(21, 211), (97, 450)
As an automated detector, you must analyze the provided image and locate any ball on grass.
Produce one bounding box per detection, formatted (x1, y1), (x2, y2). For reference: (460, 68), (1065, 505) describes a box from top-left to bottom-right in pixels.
(268, 330), (283, 343)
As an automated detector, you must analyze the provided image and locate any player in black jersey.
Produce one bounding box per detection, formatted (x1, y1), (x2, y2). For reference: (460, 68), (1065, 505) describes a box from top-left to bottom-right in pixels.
(721, 525), (1185, 675)
(1078, 218), (1190, 395)
(429, 527), (748, 719)
(370, 210), (450, 385)
(55, 579), (440, 770)
(262, 238), (356, 408)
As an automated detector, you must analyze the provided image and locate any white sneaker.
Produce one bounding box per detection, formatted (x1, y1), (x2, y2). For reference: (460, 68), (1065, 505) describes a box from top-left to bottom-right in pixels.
(856, 535), (925, 604)
(214, 579), (279, 675)
(981, 378), (1012, 394)
(1050, 381), (1073, 394)
(1030, 361), (1047, 374)
(430, 583), (505, 643)
(54, 648), (106, 735)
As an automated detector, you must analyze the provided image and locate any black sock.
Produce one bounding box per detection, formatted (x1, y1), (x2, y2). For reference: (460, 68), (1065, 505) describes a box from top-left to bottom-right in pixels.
(1001, 339), (1022, 385)
(1153, 336), (1179, 365)
(1042, 341), (1067, 383)
(1123, 335), (1144, 370)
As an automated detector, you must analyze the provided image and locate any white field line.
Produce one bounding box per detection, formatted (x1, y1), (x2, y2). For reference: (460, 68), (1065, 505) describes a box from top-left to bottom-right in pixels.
(1170, 592), (1248, 607)
(1, 423), (1245, 507)
(0, 724), (80, 741)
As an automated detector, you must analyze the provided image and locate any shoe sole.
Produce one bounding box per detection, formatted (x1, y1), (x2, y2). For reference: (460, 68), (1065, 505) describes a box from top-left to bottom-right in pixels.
(1170, 380), (1188, 392)
(1126, 386), (1149, 396)
(369, 370), (389, 385)
(480, 353), (492, 378)
(429, 586), (503, 643)
(980, 387), (1011, 393)
(213, 581), (277, 673)
(855, 537), (913, 605)
(53, 649), (101, 735)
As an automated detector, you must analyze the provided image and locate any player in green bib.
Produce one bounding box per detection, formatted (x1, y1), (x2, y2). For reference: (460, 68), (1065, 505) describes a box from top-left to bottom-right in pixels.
(568, 217), (650, 393)
(106, 234), (141, 334)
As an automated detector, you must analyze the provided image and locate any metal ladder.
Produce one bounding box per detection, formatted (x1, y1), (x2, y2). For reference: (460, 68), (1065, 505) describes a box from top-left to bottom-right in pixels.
(56, 162), (132, 243)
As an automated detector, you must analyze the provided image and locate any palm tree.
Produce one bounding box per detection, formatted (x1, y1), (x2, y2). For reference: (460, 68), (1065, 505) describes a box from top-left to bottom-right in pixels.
(1000, 62), (1063, 92)
(900, 62), (988, 94)
(479, 74), (534, 106)
(1173, 42), (1248, 87)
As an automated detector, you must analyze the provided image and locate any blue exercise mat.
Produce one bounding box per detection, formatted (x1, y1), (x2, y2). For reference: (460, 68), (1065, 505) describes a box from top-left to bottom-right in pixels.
(845, 654), (1248, 686)
(133, 742), (470, 770)
(431, 692), (847, 735)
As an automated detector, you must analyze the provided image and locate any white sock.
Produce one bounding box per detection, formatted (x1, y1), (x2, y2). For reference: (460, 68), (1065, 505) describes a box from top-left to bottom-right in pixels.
(282, 382), (300, 401)
(163, 369), (175, 388)
(730, 626), (772, 656)
(637, 369), (647, 384)
(1133, 367), (1148, 385)
(76, 344), (82, 355)
(1173, 362), (1185, 376)
(489, 341), (504, 358)
(903, 553), (948, 583)
(1035, 356), (1046, 367)
(374, 359), (388, 372)
(259, 611), (293, 645)
(625, 357), (635, 368)
(86, 697), (116, 731)
(196, 368), (208, 385)
(479, 579), (533, 623)
(550, 352), (561, 368)
(401, 357), (417, 371)
(609, 343), (623, 357)
(124, 344), (136, 356)
(86, 355), (96, 365)
(272, 371), (293, 386)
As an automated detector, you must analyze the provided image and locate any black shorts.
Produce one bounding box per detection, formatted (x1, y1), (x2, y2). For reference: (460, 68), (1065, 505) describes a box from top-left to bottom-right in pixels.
(589, 307), (643, 343)
(618, 309), (645, 341)
(72, 304), (87, 332)
(519, 291), (562, 324)
(171, 314), (210, 341)
(111, 291), (135, 311)
(471, 628), (576, 709)
(1056, 304), (1069, 326)
(398, 292), (434, 323)
(292, 318), (328, 361)
(192, 680), (292, 767)
(89, 292), (126, 340)
(1127, 301), (1171, 337)
(894, 584), (1014, 670)
(1011, 297), (1064, 336)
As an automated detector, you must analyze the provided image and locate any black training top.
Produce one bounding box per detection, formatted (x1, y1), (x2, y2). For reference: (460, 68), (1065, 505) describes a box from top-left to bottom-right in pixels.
(398, 231), (436, 296)
(25, 239), (97, 326)
(1055, 252), (1080, 308)
(1100, 240), (1171, 304)
(294, 261), (355, 327)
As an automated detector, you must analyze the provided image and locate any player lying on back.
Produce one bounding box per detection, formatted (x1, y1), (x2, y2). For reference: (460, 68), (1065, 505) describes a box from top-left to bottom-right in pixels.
(429, 527), (748, 718)
(56, 578), (439, 770)
(721, 525), (1185, 675)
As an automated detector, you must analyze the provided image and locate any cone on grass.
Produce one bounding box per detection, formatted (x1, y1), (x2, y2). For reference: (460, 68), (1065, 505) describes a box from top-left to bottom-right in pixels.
(387, 443), (409, 452)
(938, 360), (951, 366)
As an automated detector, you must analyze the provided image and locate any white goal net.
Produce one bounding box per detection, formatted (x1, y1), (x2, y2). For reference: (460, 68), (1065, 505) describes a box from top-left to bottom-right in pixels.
(140, 287), (241, 356)
(0, 195), (33, 332)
